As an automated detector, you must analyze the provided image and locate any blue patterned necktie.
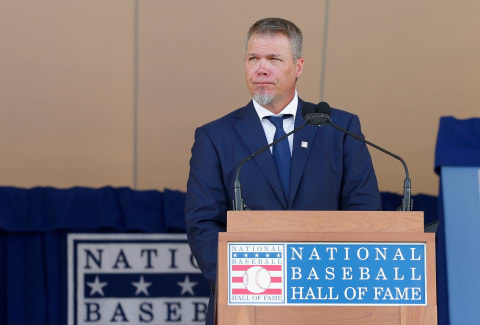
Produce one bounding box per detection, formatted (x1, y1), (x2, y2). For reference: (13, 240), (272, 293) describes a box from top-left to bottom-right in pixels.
(265, 115), (292, 200)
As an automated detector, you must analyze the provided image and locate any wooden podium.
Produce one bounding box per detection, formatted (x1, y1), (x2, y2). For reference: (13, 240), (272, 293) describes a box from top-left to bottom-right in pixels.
(216, 211), (437, 325)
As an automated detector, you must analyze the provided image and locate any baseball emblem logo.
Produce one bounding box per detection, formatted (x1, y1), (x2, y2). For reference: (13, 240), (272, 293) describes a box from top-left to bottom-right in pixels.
(243, 266), (271, 293)
(228, 243), (285, 304)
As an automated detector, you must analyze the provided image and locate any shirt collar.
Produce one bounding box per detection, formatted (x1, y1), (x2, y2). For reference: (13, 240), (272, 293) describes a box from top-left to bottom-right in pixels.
(253, 90), (298, 120)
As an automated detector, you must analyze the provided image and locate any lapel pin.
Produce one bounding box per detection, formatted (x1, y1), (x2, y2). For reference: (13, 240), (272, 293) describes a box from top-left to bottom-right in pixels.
(301, 141), (308, 149)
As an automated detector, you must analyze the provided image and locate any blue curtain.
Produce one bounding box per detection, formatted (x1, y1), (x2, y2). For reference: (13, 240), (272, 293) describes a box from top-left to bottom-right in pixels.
(0, 187), (187, 325)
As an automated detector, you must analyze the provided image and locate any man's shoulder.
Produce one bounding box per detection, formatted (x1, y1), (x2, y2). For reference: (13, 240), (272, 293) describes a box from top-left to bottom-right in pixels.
(331, 106), (358, 121)
(198, 102), (252, 131)
(300, 99), (359, 125)
(328, 104), (360, 127)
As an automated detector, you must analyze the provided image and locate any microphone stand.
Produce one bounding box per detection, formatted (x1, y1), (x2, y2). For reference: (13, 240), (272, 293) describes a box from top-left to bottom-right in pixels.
(327, 121), (412, 211)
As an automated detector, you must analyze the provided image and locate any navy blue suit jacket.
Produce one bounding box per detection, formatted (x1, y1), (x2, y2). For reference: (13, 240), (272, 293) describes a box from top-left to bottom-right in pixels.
(185, 99), (381, 322)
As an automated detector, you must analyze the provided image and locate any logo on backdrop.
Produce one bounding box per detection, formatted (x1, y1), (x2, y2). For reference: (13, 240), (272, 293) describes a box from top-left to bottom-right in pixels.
(228, 242), (427, 306)
(68, 234), (209, 325)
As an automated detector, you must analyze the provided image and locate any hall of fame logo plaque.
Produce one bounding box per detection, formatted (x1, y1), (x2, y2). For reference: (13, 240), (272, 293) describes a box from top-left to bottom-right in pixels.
(228, 243), (285, 304)
(228, 242), (427, 306)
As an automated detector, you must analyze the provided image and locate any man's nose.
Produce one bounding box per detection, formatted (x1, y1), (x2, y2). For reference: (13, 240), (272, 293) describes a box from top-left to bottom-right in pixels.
(256, 60), (269, 75)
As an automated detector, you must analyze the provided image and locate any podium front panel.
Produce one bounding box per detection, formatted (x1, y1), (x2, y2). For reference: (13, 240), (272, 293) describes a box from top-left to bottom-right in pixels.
(217, 232), (436, 325)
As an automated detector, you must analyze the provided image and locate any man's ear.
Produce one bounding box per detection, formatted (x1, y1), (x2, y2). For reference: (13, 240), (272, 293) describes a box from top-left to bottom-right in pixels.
(295, 57), (304, 78)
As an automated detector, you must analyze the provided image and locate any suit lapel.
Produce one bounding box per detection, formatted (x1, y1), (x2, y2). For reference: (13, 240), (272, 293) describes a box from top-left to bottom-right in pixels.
(288, 99), (318, 208)
(233, 102), (287, 207)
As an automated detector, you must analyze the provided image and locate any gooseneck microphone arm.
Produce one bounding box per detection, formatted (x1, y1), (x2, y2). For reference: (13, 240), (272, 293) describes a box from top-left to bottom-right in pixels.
(233, 121), (310, 211)
(327, 120), (412, 211)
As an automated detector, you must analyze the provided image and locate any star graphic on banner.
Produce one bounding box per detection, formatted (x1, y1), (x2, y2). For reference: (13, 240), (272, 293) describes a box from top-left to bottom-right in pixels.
(255, 253), (259, 257)
(233, 253), (237, 257)
(244, 253), (248, 257)
(132, 276), (152, 296)
(266, 253), (270, 257)
(277, 253), (281, 257)
(86, 275), (108, 296)
(177, 275), (198, 296)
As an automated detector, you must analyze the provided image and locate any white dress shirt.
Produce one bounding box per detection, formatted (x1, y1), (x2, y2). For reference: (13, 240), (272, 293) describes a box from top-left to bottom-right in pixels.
(252, 91), (298, 155)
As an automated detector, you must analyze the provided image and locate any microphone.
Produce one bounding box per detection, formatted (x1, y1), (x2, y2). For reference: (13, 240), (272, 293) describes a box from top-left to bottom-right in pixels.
(303, 102), (413, 211)
(233, 103), (321, 211)
(303, 102), (330, 126)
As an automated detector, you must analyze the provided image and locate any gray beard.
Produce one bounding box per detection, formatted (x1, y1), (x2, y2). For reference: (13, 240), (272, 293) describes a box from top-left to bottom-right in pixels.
(253, 92), (274, 106)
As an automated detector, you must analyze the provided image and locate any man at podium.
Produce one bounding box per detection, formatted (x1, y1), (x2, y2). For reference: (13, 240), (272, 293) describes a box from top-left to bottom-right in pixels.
(185, 17), (381, 324)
